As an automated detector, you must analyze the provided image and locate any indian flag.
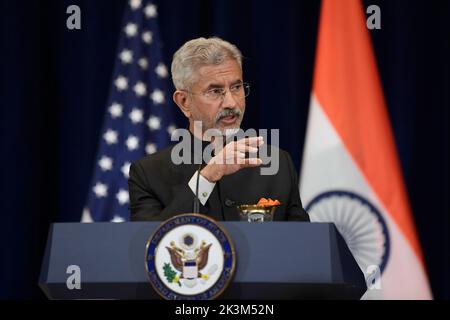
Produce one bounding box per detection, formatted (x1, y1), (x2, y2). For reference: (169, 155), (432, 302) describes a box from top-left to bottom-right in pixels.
(299, 0), (432, 299)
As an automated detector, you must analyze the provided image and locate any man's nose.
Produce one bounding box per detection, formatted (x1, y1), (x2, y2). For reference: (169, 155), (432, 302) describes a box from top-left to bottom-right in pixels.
(221, 89), (239, 108)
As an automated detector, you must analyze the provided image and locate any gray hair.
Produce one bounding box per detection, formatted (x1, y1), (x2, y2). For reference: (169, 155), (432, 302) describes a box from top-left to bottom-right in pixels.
(171, 37), (243, 90)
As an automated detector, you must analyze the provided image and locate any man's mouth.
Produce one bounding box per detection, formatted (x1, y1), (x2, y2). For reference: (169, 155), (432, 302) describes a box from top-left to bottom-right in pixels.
(219, 114), (238, 125)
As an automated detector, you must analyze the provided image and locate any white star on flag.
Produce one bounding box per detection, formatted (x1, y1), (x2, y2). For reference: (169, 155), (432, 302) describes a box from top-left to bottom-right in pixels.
(119, 49), (133, 64)
(142, 31), (153, 44)
(144, 4), (157, 18)
(124, 23), (138, 37)
(98, 156), (113, 171)
(150, 89), (165, 104)
(126, 135), (139, 151)
(109, 103), (123, 118)
(146, 143), (157, 155)
(93, 182), (108, 198)
(129, 108), (144, 124)
(114, 75), (129, 91)
(103, 129), (118, 145)
(133, 81), (147, 97)
(138, 57), (149, 70)
(121, 162), (131, 179)
(111, 215), (126, 223)
(116, 189), (130, 205)
(155, 63), (168, 78)
(167, 124), (177, 136)
(129, 0), (142, 10)
(147, 116), (161, 130)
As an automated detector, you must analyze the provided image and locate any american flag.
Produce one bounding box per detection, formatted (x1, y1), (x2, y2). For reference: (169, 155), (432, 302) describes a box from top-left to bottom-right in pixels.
(82, 0), (176, 222)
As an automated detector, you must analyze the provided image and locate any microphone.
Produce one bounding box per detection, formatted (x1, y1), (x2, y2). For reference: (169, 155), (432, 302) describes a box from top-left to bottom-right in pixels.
(193, 163), (203, 213)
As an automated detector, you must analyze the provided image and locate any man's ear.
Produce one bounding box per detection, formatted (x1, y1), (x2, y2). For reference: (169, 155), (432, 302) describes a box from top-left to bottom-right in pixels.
(173, 90), (191, 118)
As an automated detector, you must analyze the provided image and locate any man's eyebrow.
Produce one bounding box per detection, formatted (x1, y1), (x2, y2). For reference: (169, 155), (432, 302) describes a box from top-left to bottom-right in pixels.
(205, 83), (223, 90)
(204, 80), (243, 90)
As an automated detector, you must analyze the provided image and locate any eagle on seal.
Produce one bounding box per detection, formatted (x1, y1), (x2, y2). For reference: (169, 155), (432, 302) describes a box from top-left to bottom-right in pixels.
(166, 240), (212, 279)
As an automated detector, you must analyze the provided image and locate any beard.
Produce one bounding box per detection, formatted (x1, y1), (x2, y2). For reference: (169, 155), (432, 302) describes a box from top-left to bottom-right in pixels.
(192, 107), (245, 136)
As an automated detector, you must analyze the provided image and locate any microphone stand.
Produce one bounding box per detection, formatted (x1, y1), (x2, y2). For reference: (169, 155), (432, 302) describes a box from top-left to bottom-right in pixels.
(193, 163), (202, 213)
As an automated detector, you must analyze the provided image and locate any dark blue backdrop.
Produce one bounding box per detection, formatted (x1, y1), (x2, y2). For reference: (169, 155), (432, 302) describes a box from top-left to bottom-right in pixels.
(0, 0), (448, 299)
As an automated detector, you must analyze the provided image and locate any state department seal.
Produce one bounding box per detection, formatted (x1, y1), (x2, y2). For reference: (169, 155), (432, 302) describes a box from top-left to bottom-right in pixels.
(145, 214), (235, 300)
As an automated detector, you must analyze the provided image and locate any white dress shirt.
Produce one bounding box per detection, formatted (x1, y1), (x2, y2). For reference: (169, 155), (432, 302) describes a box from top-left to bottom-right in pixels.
(188, 170), (216, 205)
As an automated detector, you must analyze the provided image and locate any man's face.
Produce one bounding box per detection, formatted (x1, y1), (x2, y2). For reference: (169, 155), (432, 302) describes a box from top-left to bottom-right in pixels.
(187, 59), (246, 136)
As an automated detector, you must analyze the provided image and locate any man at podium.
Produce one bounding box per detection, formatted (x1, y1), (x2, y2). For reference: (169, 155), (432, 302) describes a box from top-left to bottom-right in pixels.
(128, 37), (309, 222)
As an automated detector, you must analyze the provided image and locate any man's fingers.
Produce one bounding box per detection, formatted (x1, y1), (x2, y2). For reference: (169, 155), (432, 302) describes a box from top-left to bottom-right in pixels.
(241, 158), (263, 167)
(236, 136), (264, 147)
(222, 137), (264, 155)
(236, 144), (258, 153)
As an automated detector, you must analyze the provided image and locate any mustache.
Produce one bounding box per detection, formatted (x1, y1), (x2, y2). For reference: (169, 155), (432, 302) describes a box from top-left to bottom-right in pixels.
(215, 108), (242, 123)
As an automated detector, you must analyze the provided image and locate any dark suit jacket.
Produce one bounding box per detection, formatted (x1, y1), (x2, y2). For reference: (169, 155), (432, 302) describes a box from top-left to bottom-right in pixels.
(128, 138), (309, 222)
